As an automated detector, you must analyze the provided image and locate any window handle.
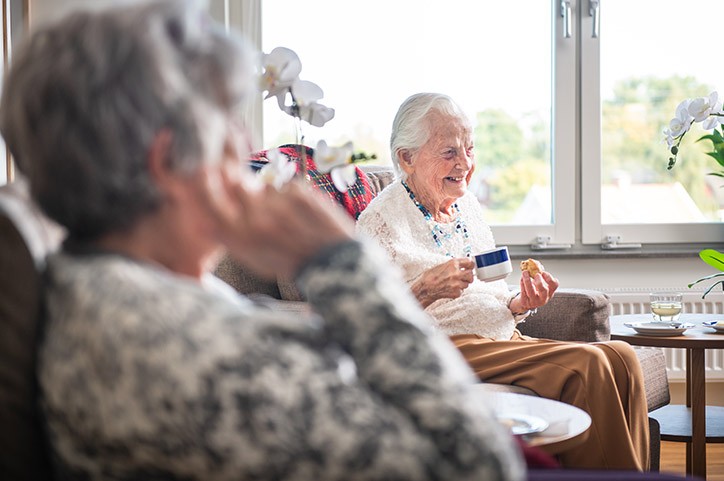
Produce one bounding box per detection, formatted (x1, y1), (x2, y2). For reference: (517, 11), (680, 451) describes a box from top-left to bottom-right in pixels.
(560, 0), (572, 39)
(531, 236), (571, 251)
(601, 235), (641, 250)
(589, 0), (600, 38)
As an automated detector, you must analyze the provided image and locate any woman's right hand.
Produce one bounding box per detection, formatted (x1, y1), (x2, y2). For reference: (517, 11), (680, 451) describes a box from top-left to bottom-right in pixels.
(410, 258), (476, 308)
(200, 164), (355, 280)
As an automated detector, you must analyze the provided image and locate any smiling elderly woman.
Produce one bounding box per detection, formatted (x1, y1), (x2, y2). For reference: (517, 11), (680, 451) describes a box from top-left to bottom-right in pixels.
(0, 4), (527, 480)
(356, 93), (650, 471)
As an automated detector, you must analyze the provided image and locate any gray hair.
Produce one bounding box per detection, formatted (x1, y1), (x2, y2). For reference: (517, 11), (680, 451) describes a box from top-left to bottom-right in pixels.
(0, 0), (255, 240)
(389, 92), (471, 180)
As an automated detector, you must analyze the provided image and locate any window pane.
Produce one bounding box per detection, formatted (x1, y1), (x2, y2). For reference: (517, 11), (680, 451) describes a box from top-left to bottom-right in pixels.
(600, 0), (724, 224)
(261, 0), (552, 226)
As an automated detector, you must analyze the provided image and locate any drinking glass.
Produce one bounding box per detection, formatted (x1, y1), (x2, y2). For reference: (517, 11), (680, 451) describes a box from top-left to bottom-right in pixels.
(649, 292), (683, 322)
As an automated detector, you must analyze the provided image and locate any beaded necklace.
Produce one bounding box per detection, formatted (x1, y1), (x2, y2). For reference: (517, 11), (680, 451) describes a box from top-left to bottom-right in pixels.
(402, 180), (471, 258)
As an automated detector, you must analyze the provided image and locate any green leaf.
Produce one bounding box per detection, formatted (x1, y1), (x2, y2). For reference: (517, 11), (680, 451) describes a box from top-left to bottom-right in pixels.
(698, 134), (720, 143)
(704, 152), (724, 167)
(699, 249), (724, 271)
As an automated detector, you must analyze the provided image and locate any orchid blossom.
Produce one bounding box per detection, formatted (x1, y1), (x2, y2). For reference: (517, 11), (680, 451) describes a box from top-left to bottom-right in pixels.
(259, 46), (362, 192)
(665, 91), (724, 172)
(314, 140), (357, 191)
(260, 47), (335, 129)
(258, 148), (296, 190)
(260, 47), (301, 101)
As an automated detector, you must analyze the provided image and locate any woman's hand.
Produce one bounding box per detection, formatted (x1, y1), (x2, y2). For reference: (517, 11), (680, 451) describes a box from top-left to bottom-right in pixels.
(509, 270), (560, 314)
(410, 257), (476, 308)
(199, 164), (355, 280)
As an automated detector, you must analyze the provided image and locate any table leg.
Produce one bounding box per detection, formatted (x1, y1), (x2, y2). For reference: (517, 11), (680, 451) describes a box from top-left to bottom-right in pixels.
(689, 348), (706, 479)
(686, 349), (691, 408)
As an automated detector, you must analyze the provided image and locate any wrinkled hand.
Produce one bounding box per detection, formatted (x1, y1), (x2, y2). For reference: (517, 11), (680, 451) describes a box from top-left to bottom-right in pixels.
(199, 164), (355, 280)
(510, 270), (560, 314)
(410, 257), (476, 308)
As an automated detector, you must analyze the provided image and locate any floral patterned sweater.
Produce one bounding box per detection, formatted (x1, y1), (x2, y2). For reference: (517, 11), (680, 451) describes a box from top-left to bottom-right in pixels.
(38, 240), (523, 481)
(357, 181), (517, 341)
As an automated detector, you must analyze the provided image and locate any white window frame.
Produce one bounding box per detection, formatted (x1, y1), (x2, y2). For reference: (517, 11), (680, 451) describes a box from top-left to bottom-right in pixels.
(493, 0), (576, 248)
(580, 0), (724, 246)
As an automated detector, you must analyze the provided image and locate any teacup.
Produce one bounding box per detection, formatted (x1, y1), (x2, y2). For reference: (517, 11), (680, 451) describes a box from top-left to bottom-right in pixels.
(649, 292), (683, 322)
(475, 246), (513, 282)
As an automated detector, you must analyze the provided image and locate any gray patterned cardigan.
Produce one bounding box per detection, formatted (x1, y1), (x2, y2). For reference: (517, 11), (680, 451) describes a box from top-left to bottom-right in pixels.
(38, 240), (523, 481)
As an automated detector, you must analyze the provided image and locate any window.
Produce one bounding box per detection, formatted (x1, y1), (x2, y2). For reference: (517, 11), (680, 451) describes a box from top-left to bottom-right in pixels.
(221, 0), (724, 249)
(255, 0), (575, 247)
(581, 0), (724, 246)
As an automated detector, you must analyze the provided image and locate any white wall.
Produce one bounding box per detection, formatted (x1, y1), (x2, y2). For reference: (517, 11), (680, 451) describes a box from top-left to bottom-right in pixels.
(540, 257), (713, 292)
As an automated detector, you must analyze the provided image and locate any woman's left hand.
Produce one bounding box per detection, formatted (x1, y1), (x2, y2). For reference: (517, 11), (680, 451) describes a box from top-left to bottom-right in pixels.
(510, 271), (560, 314)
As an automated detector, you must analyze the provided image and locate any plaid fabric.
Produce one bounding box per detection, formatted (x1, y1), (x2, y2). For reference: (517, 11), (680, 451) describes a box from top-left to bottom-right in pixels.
(249, 144), (374, 220)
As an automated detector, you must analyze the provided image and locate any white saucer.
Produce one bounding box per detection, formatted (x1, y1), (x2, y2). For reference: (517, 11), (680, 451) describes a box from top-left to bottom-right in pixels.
(496, 414), (549, 436)
(624, 321), (694, 336)
(702, 320), (724, 333)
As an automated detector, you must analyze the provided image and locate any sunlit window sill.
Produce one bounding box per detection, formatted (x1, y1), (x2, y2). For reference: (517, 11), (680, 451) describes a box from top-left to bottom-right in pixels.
(507, 243), (724, 260)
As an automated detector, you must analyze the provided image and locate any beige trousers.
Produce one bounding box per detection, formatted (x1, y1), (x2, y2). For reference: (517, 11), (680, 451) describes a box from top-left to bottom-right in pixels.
(451, 331), (650, 471)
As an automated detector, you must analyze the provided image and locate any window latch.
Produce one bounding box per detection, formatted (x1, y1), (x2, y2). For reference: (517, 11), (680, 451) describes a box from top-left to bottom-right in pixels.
(531, 236), (572, 251)
(589, 0), (600, 38)
(560, 0), (572, 39)
(601, 235), (641, 250)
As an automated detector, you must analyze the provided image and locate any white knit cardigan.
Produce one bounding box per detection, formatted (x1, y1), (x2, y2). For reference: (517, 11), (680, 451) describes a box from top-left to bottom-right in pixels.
(357, 180), (517, 341)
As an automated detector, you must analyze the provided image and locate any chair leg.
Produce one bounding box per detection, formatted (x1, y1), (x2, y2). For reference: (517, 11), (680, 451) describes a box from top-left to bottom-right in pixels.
(648, 416), (661, 471)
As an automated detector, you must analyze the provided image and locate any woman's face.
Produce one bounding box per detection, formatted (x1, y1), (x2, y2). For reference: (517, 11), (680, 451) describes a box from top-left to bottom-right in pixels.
(401, 112), (475, 211)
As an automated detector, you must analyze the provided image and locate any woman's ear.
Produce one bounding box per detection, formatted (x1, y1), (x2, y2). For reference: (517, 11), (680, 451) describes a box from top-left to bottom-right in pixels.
(398, 149), (415, 175)
(147, 129), (184, 200)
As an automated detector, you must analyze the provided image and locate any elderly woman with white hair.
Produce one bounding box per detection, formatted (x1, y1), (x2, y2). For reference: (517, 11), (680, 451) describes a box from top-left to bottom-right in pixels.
(0, 2), (528, 480)
(356, 92), (650, 471)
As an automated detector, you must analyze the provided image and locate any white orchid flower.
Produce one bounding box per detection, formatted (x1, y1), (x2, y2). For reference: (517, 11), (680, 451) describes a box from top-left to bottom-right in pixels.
(663, 128), (676, 148)
(702, 93), (723, 130)
(314, 140), (354, 173)
(315, 140), (357, 190)
(688, 95), (715, 123)
(260, 47), (302, 100)
(277, 79), (325, 115)
(291, 79), (324, 106)
(668, 116), (690, 139)
(667, 99), (693, 139)
(299, 102), (336, 127)
(330, 165), (359, 192)
(258, 148), (296, 189)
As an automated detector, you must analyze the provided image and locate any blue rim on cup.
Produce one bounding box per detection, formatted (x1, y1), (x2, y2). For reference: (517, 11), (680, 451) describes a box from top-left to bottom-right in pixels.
(475, 246), (513, 282)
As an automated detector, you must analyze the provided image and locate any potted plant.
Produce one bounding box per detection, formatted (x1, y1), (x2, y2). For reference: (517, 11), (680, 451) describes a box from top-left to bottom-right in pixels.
(664, 91), (724, 298)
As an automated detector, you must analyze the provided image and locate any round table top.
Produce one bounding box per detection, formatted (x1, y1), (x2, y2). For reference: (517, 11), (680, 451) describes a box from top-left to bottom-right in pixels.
(473, 384), (591, 455)
(610, 313), (724, 349)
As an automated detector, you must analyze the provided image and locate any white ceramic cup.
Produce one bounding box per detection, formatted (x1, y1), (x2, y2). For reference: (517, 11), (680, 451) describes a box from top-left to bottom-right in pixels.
(474, 246), (513, 282)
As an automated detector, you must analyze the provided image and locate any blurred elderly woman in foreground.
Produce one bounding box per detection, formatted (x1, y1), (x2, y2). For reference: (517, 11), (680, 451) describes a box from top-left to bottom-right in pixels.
(356, 93), (650, 470)
(0, 2), (525, 480)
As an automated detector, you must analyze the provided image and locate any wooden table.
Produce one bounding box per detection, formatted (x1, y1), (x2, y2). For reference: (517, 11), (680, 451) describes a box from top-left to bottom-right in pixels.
(473, 384), (592, 455)
(610, 313), (724, 479)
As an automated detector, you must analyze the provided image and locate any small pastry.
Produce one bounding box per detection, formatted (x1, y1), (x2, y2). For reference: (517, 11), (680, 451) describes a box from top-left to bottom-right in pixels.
(520, 258), (544, 277)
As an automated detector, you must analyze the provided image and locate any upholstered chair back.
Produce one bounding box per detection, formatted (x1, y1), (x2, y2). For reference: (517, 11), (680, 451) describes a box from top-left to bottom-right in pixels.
(0, 177), (64, 481)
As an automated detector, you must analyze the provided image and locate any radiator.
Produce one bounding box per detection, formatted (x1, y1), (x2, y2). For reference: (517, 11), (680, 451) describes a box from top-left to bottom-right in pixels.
(601, 288), (724, 381)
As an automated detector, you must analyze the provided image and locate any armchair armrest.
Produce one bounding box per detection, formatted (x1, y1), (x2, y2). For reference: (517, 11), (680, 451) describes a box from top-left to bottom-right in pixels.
(517, 288), (611, 342)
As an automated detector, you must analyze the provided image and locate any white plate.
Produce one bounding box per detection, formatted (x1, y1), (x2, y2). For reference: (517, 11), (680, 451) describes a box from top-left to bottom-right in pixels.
(624, 321), (694, 336)
(496, 414), (549, 436)
(702, 320), (724, 333)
